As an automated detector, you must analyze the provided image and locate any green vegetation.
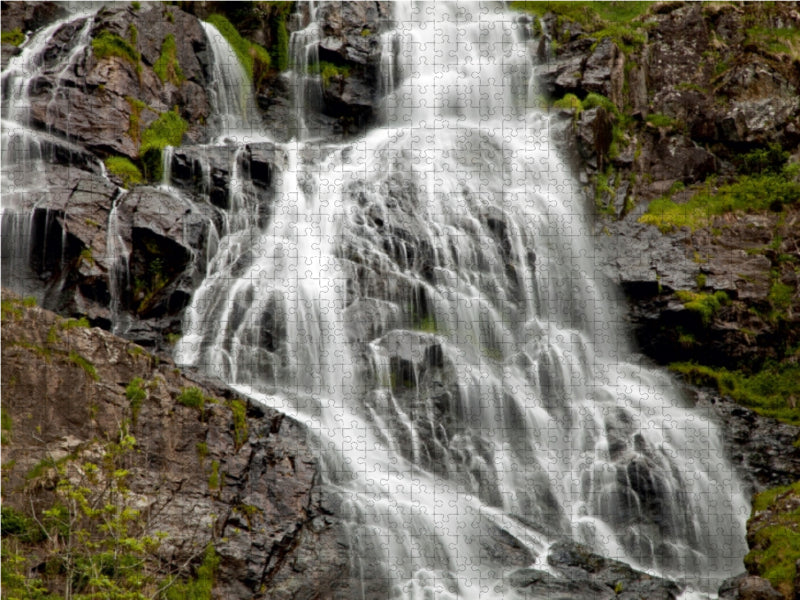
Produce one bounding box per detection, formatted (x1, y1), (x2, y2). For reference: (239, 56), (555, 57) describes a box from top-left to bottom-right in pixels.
(1, 28), (25, 46)
(139, 109), (188, 181)
(737, 143), (790, 176)
(153, 34), (184, 86)
(105, 156), (143, 188)
(177, 386), (205, 410)
(671, 362), (800, 426)
(308, 61), (351, 89)
(68, 351), (99, 381)
(196, 441), (208, 462)
(2, 428), (187, 599)
(91, 30), (140, 67)
(131, 0), (141, 9)
(674, 290), (729, 326)
(126, 377), (147, 423)
(272, 8), (290, 72)
(208, 460), (221, 491)
(164, 543), (218, 600)
(553, 93), (582, 113)
(2, 299), (23, 320)
(206, 14), (271, 84)
(645, 112), (682, 130)
(639, 167), (800, 233)
(509, 2), (653, 52)
(744, 481), (800, 597)
(125, 96), (147, 146)
(227, 399), (248, 450)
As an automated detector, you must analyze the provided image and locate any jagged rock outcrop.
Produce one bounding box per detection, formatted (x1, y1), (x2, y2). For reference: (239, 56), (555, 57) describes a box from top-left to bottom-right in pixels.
(24, 3), (212, 158)
(1, 292), (352, 599)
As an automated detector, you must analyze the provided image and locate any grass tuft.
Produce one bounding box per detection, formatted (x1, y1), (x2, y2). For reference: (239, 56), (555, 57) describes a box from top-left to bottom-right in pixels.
(105, 156), (143, 189)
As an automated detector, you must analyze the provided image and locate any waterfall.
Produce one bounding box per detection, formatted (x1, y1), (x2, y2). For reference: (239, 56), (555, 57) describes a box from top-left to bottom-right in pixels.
(178, 2), (749, 598)
(200, 21), (267, 144)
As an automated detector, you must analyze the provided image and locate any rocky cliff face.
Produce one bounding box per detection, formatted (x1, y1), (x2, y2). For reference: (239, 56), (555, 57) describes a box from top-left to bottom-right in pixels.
(1, 292), (354, 599)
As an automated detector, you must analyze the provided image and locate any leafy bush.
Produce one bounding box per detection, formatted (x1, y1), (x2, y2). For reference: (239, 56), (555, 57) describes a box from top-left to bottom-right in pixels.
(553, 93), (582, 113)
(177, 386), (205, 410)
(737, 143), (790, 176)
(105, 156), (143, 188)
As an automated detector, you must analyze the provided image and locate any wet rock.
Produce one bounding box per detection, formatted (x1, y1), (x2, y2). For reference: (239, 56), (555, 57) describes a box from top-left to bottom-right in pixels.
(582, 38), (619, 97)
(546, 540), (682, 600)
(719, 574), (784, 600)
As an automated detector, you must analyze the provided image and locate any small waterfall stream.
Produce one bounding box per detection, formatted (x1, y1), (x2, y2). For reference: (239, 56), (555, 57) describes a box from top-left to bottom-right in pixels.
(177, 2), (750, 598)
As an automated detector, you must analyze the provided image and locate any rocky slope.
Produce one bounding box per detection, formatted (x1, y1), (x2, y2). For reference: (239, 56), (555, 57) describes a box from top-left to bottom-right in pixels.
(1, 292), (354, 599)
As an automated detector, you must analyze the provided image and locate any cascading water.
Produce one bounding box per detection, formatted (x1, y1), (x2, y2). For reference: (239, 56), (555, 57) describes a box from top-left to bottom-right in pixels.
(0, 2), (751, 598)
(178, 2), (749, 598)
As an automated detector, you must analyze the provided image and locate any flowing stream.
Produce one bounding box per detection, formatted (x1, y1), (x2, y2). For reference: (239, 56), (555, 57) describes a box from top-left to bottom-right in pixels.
(0, 2), (750, 598)
(178, 2), (749, 598)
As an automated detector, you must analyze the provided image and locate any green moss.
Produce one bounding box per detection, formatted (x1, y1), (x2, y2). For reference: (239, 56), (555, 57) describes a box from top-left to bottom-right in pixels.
(1, 299), (23, 320)
(206, 14), (270, 83)
(196, 441), (208, 463)
(670, 362), (800, 426)
(177, 386), (205, 410)
(695, 273), (707, 289)
(738, 143), (789, 176)
(509, 2), (652, 29)
(105, 156), (143, 189)
(62, 317), (90, 330)
(308, 61), (351, 89)
(639, 170), (800, 233)
(274, 12), (290, 72)
(769, 279), (793, 313)
(674, 290), (729, 326)
(125, 96), (147, 146)
(153, 34), (184, 85)
(1, 28), (25, 46)
(553, 93), (582, 114)
(92, 30), (140, 66)
(140, 109), (188, 181)
(582, 92), (618, 115)
(1, 410), (11, 434)
(645, 112), (681, 130)
(744, 481), (800, 597)
(131, 0), (141, 9)
(69, 351), (99, 381)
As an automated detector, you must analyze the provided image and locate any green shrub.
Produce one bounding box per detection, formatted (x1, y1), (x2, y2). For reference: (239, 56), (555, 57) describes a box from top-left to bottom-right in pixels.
(206, 14), (271, 83)
(69, 351), (99, 381)
(164, 543), (218, 600)
(1, 28), (25, 46)
(105, 156), (143, 188)
(177, 387), (205, 410)
(227, 399), (248, 450)
(582, 92), (618, 115)
(153, 34), (184, 85)
(92, 30), (140, 66)
(738, 143), (790, 176)
(125, 377), (147, 423)
(274, 12), (290, 72)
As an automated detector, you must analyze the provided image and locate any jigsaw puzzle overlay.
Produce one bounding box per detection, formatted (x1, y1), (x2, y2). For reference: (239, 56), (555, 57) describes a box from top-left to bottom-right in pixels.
(2, 2), (767, 599)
